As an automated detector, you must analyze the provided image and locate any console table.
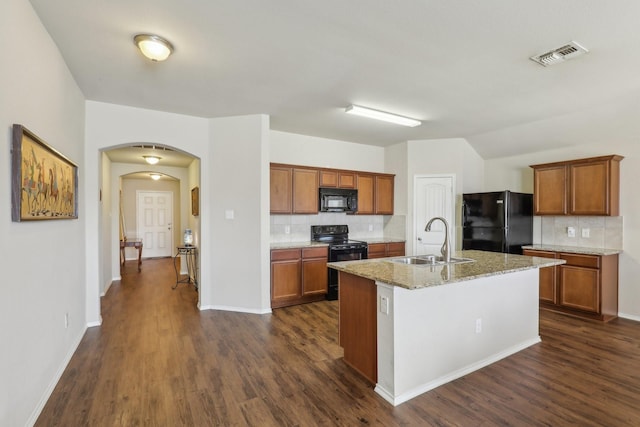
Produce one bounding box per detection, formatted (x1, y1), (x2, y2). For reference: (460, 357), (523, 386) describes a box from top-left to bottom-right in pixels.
(120, 239), (143, 272)
(173, 246), (198, 290)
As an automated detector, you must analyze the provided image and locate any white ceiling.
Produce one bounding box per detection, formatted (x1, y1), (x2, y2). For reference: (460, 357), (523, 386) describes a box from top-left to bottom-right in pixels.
(29, 0), (640, 160)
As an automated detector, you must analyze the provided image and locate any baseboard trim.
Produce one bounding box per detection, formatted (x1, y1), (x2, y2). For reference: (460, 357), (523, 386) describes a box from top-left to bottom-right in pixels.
(27, 325), (87, 426)
(618, 312), (640, 322)
(199, 304), (272, 315)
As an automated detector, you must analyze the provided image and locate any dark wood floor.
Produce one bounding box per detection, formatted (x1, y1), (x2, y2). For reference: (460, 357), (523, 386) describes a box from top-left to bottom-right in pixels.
(36, 258), (640, 426)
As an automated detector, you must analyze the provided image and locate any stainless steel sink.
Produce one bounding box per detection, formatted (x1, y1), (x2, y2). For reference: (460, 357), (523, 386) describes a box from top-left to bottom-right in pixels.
(388, 255), (474, 265)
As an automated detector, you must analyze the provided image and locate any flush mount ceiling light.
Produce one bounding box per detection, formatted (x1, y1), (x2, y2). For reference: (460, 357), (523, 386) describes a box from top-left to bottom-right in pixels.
(143, 155), (161, 165)
(345, 105), (421, 127)
(150, 173), (162, 181)
(134, 34), (174, 61)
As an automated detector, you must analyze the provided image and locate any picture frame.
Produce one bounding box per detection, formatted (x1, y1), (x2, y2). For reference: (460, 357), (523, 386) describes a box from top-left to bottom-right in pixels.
(191, 186), (199, 216)
(11, 124), (78, 221)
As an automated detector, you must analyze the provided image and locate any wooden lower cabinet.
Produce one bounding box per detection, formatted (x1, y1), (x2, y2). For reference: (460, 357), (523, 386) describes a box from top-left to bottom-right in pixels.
(271, 246), (328, 308)
(338, 271), (377, 384)
(367, 242), (405, 259)
(523, 249), (618, 321)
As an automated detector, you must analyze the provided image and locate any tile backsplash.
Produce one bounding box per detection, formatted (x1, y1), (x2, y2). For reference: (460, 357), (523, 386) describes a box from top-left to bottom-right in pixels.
(270, 213), (406, 243)
(535, 216), (622, 249)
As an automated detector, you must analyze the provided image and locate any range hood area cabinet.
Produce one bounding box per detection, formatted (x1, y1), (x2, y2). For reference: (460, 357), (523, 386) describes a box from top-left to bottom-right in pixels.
(270, 163), (395, 215)
(530, 155), (623, 216)
(356, 173), (394, 215)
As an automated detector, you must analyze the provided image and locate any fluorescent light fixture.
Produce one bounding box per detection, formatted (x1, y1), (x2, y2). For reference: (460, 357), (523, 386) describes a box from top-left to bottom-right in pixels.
(345, 104), (421, 127)
(150, 173), (162, 181)
(134, 34), (174, 61)
(143, 155), (161, 165)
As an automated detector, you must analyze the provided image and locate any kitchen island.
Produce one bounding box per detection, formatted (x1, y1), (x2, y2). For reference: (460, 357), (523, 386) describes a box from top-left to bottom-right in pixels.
(329, 250), (564, 406)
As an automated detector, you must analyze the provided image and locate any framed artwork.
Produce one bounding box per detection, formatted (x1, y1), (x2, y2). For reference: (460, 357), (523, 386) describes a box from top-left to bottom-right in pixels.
(11, 124), (78, 221)
(191, 186), (199, 216)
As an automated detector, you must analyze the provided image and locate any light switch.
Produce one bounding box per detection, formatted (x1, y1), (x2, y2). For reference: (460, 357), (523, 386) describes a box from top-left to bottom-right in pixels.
(567, 226), (576, 237)
(225, 209), (235, 220)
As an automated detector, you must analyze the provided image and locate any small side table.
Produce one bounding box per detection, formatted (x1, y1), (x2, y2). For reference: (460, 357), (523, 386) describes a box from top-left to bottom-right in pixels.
(173, 246), (198, 290)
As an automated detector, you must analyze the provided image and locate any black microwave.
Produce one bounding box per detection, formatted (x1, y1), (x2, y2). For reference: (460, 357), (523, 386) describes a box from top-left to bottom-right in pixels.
(319, 188), (358, 213)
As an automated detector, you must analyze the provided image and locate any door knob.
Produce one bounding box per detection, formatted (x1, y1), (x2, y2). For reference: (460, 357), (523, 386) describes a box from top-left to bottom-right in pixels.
(418, 237), (422, 241)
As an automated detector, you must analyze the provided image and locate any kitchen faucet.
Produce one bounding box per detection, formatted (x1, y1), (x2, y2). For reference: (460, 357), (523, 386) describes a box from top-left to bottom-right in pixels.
(425, 217), (451, 263)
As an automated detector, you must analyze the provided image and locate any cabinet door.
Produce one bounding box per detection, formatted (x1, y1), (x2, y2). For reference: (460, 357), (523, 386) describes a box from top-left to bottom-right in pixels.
(523, 249), (557, 304)
(302, 258), (328, 296)
(270, 166), (292, 214)
(293, 168), (319, 214)
(533, 165), (567, 215)
(319, 170), (338, 187)
(375, 175), (394, 214)
(367, 243), (386, 259)
(357, 174), (375, 214)
(271, 259), (302, 303)
(559, 265), (600, 313)
(386, 242), (405, 257)
(569, 160), (610, 215)
(338, 172), (356, 189)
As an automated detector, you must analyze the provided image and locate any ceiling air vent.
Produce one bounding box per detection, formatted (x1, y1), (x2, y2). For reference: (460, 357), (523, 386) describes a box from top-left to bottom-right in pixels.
(530, 41), (589, 67)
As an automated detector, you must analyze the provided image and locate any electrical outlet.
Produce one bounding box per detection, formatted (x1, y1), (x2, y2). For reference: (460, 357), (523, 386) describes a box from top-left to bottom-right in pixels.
(581, 228), (590, 238)
(475, 318), (482, 334)
(380, 296), (389, 314)
(368, 224), (373, 232)
(284, 225), (290, 234)
(567, 227), (576, 238)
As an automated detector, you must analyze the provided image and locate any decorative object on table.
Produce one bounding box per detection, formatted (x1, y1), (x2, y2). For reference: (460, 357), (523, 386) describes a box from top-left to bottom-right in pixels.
(183, 229), (194, 246)
(191, 186), (199, 216)
(11, 124), (78, 221)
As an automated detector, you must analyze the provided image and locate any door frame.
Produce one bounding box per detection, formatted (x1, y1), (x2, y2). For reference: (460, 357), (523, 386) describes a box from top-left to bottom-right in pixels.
(413, 174), (456, 256)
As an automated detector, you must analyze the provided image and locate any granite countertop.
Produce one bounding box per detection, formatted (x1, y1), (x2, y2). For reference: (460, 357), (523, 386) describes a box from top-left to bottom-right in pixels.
(356, 237), (406, 244)
(270, 241), (329, 250)
(522, 244), (621, 256)
(328, 249), (564, 290)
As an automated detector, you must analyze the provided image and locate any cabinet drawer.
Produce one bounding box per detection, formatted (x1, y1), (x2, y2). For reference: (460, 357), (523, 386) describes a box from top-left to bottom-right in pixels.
(367, 243), (386, 258)
(561, 253), (600, 269)
(523, 249), (557, 259)
(302, 247), (328, 259)
(271, 249), (301, 261)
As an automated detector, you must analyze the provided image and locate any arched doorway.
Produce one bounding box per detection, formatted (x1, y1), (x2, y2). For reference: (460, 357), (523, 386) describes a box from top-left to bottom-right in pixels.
(99, 143), (201, 305)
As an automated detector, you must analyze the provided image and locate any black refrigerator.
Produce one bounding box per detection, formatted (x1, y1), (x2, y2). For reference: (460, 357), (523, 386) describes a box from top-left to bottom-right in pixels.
(462, 191), (533, 254)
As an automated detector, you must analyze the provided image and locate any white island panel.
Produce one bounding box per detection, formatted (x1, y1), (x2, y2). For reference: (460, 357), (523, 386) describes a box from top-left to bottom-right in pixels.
(375, 268), (540, 406)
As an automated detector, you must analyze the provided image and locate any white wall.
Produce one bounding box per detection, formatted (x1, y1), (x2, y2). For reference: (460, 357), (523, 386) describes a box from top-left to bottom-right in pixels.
(485, 144), (640, 320)
(0, 1), (86, 425)
(210, 115), (271, 313)
(270, 130), (385, 171)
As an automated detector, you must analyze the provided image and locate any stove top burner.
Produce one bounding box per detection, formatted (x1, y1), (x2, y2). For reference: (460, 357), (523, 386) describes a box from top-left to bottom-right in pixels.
(310, 224), (367, 247)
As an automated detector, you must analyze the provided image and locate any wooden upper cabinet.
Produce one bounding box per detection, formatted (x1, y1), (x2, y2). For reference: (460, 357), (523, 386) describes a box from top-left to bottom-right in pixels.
(271, 163), (394, 215)
(533, 165), (567, 215)
(531, 155), (623, 216)
(569, 158), (621, 216)
(375, 175), (394, 215)
(319, 170), (356, 189)
(292, 168), (318, 214)
(270, 166), (293, 214)
(357, 174), (375, 214)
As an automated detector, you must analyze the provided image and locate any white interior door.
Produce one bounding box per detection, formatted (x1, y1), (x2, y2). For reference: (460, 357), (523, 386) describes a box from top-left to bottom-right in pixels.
(137, 191), (173, 258)
(414, 175), (455, 256)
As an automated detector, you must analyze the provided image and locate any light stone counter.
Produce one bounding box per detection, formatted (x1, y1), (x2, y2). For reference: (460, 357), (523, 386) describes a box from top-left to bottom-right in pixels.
(329, 249), (564, 290)
(357, 237), (406, 244)
(522, 244), (621, 256)
(270, 241), (329, 250)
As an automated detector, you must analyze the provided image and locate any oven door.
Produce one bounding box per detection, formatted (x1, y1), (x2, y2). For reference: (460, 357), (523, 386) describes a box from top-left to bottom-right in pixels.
(327, 246), (367, 300)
